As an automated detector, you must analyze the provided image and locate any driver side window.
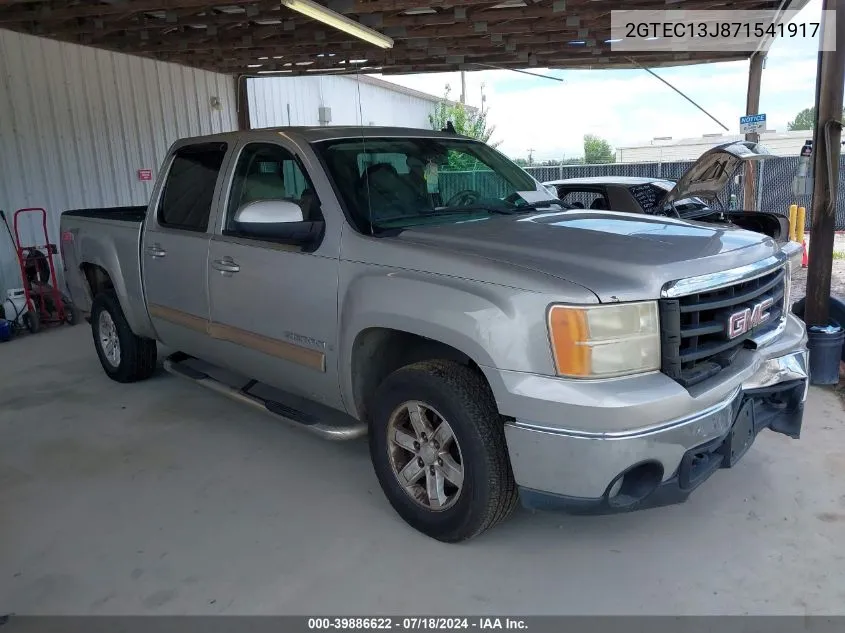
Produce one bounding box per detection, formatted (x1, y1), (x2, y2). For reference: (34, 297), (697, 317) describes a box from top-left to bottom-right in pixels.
(226, 142), (322, 235)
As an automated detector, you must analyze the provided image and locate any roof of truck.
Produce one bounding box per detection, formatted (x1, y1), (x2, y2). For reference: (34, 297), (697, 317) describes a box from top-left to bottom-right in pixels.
(176, 126), (466, 145)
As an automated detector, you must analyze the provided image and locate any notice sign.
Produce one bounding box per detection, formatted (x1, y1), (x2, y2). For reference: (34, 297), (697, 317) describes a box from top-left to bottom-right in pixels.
(740, 113), (767, 134)
(138, 169), (153, 181)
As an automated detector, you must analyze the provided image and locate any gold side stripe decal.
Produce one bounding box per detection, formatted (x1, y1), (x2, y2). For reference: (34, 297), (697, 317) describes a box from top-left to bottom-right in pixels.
(148, 303), (325, 372)
(149, 304), (208, 334)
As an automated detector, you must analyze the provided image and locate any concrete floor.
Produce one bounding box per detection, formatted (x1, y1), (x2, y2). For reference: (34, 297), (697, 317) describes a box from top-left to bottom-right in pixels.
(1, 326), (845, 616)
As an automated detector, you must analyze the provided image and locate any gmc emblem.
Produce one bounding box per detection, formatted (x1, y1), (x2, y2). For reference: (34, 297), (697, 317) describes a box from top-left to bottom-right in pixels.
(727, 297), (774, 339)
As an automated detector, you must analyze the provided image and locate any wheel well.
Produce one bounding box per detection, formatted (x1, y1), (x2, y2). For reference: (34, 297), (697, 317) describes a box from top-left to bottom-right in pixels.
(351, 328), (487, 422)
(80, 263), (114, 300)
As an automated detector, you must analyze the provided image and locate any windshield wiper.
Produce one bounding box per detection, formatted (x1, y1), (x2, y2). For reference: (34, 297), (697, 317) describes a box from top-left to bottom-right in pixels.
(433, 200), (571, 215)
(513, 199), (573, 212)
(430, 205), (516, 215)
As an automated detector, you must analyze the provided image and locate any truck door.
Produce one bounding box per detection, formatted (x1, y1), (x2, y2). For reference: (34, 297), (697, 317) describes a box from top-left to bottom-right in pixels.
(142, 141), (229, 353)
(206, 140), (343, 409)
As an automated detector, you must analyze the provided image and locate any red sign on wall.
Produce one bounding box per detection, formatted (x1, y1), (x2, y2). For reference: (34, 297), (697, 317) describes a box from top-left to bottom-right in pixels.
(138, 169), (153, 181)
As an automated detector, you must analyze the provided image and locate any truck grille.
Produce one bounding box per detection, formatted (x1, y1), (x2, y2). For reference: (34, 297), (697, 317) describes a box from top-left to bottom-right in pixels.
(659, 266), (786, 387)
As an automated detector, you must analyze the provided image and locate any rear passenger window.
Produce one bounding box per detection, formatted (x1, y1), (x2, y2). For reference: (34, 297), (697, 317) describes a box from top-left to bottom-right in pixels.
(158, 142), (228, 231)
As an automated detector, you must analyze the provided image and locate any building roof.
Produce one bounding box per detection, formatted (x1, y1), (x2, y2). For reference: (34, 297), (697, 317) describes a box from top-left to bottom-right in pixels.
(618, 130), (815, 151)
(0, 0), (811, 77)
(357, 75), (439, 102)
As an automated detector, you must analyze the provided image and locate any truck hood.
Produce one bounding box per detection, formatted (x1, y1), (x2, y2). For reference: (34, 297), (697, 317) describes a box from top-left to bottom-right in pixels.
(658, 140), (776, 207)
(395, 210), (780, 302)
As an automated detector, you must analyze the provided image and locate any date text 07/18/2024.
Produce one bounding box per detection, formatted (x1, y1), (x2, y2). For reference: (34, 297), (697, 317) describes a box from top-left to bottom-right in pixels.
(307, 618), (528, 631)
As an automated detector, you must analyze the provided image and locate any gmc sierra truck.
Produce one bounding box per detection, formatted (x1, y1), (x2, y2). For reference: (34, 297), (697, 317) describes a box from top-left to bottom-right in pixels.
(61, 127), (808, 542)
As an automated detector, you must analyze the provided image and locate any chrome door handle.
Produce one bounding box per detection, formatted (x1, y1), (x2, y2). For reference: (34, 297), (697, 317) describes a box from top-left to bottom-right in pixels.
(145, 244), (166, 259)
(212, 258), (240, 274)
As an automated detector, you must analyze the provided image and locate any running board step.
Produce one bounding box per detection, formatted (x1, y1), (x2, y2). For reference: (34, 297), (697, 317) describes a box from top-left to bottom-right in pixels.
(163, 353), (367, 441)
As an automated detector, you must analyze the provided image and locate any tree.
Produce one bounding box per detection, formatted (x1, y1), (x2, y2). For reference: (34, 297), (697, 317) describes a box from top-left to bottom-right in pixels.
(583, 134), (615, 164)
(429, 85), (500, 170)
(429, 84), (499, 144)
(787, 106), (845, 131)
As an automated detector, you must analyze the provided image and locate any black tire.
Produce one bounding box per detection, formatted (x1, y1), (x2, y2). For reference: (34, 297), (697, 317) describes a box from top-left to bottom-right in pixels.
(90, 292), (157, 383)
(23, 310), (40, 334)
(369, 360), (518, 543)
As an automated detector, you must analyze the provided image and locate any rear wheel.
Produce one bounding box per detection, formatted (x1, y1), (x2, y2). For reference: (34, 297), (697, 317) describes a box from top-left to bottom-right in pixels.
(23, 309), (40, 334)
(369, 360), (518, 543)
(91, 292), (157, 383)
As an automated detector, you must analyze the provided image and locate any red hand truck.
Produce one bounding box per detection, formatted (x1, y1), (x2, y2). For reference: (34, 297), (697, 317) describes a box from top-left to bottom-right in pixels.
(6, 208), (76, 332)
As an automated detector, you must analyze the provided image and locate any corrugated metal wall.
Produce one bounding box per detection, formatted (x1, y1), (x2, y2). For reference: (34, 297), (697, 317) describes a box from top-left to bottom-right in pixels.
(0, 29), (238, 296)
(248, 75), (435, 129)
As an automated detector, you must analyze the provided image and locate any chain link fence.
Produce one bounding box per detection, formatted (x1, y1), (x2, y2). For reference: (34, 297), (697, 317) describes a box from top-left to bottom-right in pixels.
(523, 156), (845, 230)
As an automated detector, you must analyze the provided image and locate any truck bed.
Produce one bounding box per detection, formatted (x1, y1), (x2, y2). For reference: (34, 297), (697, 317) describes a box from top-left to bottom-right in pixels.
(61, 205), (155, 338)
(63, 206), (147, 223)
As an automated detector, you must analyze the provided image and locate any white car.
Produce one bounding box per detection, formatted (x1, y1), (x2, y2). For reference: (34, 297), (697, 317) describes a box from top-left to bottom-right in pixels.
(544, 141), (790, 242)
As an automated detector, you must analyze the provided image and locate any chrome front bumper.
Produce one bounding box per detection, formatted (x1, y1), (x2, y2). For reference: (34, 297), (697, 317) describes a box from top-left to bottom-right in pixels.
(504, 349), (808, 509)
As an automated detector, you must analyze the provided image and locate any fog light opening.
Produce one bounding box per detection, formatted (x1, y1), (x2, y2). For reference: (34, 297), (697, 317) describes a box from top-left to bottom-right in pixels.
(605, 462), (664, 508)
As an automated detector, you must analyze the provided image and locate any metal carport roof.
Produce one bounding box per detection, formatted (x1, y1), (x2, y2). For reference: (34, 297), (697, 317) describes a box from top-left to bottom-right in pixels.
(0, 0), (810, 77)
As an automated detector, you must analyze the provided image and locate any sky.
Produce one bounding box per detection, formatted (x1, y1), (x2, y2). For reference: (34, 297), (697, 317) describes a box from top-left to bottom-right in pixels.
(372, 0), (823, 161)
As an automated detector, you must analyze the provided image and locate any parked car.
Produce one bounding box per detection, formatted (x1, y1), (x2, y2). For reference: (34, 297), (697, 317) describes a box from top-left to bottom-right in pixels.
(544, 141), (790, 242)
(61, 127), (807, 542)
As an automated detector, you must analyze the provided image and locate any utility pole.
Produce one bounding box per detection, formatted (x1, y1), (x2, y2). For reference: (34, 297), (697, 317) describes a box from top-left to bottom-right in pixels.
(460, 71), (466, 104)
(527, 148), (535, 165)
(805, 0), (845, 327)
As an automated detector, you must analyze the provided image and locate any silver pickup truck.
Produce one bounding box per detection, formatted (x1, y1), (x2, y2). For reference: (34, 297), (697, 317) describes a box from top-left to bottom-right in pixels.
(61, 126), (808, 542)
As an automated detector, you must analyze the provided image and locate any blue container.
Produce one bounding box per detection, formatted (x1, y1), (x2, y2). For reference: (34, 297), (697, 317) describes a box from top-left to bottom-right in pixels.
(0, 319), (12, 342)
(807, 324), (845, 385)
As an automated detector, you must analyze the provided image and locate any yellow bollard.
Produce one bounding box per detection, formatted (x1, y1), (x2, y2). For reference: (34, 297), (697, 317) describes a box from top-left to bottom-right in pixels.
(789, 204), (798, 242)
(796, 206), (806, 244)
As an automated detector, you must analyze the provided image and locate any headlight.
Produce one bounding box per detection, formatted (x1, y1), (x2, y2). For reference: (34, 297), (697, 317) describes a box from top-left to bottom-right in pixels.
(547, 302), (661, 378)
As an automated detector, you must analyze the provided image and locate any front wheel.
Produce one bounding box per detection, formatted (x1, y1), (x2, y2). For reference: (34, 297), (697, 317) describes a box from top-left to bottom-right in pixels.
(369, 360), (518, 542)
(91, 292), (157, 383)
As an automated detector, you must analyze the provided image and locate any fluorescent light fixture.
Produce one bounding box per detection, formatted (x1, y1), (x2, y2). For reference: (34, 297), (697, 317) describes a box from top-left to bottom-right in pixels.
(280, 0), (394, 49)
(258, 69), (293, 74)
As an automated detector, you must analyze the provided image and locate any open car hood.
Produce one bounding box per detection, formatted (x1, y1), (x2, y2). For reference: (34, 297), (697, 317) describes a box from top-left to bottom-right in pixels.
(659, 140), (776, 208)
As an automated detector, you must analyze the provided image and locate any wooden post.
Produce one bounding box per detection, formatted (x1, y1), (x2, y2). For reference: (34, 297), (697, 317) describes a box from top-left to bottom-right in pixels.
(805, 0), (845, 327)
(743, 51), (765, 210)
(236, 74), (251, 131)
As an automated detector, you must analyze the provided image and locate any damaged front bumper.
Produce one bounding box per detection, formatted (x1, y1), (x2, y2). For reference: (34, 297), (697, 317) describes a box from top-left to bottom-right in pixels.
(506, 348), (808, 515)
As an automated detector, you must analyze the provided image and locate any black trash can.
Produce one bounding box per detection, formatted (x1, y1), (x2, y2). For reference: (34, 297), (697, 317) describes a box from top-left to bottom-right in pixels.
(807, 324), (845, 385)
(792, 296), (845, 363)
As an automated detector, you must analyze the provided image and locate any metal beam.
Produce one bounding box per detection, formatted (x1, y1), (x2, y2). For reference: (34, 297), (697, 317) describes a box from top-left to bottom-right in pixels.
(236, 74), (251, 130)
(804, 0), (845, 327)
(743, 51), (765, 210)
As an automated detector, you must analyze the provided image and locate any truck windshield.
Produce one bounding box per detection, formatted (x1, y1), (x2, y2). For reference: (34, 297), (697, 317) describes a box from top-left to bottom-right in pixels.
(313, 136), (561, 233)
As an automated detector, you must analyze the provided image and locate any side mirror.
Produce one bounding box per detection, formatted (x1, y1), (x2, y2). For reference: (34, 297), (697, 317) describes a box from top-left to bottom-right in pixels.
(234, 199), (304, 224)
(230, 199), (323, 246)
